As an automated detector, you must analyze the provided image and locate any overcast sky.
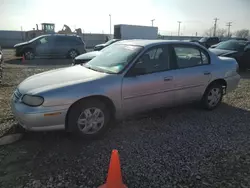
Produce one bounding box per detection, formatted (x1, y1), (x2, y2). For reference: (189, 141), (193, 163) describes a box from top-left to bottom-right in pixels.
(0, 0), (249, 36)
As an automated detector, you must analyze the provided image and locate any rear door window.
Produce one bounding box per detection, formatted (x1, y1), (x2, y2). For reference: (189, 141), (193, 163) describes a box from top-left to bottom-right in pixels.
(171, 45), (210, 69)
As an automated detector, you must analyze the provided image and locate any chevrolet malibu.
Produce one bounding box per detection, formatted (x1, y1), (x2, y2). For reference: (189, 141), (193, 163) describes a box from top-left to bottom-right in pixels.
(11, 40), (240, 139)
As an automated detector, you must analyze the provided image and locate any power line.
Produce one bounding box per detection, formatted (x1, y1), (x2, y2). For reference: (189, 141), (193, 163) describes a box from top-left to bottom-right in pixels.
(226, 22), (232, 37)
(213, 18), (219, 37)
(177, 21), (182, 36)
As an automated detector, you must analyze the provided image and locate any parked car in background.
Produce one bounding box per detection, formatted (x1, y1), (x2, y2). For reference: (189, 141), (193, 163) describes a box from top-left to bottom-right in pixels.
(11, 40), (240, 139)
(231, 37), (248, 41)
(209, 40), (250, 70)
(72, 42), (115, 65)
(72, 51), (102, 65)
(199, 37), (220, 48)
(210, 38), (249, 49)
(14, 34), (86, 60)
(183, 39), (200, 44)
(93, 39), (120, 51)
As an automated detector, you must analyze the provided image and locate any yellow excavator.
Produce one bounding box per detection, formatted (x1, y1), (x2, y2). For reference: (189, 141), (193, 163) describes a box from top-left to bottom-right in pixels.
(25, 23), (83, 41)
(58, 24), (83, 36)
(25, 23), (56, 41)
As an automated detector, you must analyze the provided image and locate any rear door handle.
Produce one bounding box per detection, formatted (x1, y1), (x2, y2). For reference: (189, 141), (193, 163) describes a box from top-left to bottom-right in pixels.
(203, 71), (211, 75)
(164, 76), (173, 81)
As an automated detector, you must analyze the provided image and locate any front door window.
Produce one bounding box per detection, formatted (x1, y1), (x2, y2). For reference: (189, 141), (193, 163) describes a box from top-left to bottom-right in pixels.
(132, 46), (170, 75)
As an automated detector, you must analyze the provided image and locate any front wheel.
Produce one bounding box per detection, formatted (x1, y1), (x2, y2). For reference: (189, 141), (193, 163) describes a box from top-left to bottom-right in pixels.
(67, 99), (111, 139)
(201, 83), (223, 110)
(23, 49), (35, 60)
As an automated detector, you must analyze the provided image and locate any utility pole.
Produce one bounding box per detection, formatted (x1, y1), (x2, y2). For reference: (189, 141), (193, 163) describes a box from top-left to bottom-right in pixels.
(151, 19), (155, 26)
(177, 21), (181, 36)
(213, 18), (219, 37)
(109, 14), (112, 35)
(226, 22), (232, 38)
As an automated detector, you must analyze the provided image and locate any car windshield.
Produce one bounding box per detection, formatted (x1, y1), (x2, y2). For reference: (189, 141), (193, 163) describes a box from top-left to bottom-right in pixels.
(104, 39), (118, 45)
(199, 37), (207, 42)
(84, 44), (143, 74)
(215, 40), (247, 51)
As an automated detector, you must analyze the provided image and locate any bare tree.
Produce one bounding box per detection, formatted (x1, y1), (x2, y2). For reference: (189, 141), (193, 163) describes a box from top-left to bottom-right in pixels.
(204, 27), (227, 38)
(216, 28), (227, 38)
(204, 27), (213, 37)
(235, 29), (250, 38)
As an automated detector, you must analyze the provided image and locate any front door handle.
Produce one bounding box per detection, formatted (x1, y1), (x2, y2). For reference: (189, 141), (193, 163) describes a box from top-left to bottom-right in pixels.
(203, 71), (211, 75)
(164, 76), (173, 81)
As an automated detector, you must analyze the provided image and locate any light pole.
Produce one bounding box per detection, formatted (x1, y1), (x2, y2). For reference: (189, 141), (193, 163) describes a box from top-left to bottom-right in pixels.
(109, 14), (112, 35)
(177, 21), (182, 36)
(151, 19), (155, 27)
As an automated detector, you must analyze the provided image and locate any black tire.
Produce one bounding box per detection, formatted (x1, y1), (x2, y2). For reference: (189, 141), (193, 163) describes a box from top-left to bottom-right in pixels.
(23, 49), (35, 60)
(67, 49), (79, 59)
(201, 83), (223, 110)
(67, 99), (111, 139)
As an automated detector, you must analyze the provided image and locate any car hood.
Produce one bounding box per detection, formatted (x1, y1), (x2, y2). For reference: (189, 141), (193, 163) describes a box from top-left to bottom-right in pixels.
(75, 51), (102, 60)
(209, 48), (237, 56)
(14, 41), (30, 48)
(95, 44), (105, 48)
(18, 65), (107, 95)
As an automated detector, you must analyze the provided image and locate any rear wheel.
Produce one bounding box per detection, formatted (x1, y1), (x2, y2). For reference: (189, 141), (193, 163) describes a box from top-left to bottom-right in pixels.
(201, 83), (223, 110)
(67, 99), (111, 139)
(67, 49), (79, 59)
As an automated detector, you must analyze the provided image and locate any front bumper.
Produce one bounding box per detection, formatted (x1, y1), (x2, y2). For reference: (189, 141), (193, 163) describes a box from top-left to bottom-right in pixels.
(10, 94), (69, 131)
(15, 48), (23, 57)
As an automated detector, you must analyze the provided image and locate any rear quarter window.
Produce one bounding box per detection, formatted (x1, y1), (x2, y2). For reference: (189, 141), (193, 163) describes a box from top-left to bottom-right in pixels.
(68, 37), (84, 45)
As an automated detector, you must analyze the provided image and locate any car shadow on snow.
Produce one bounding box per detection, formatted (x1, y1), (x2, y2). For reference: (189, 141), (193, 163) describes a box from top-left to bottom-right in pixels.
(1, 103), (250, 187)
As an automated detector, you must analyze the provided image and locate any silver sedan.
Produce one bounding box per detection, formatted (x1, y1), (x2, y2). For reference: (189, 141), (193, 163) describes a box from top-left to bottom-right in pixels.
(11, 40), (240, 139)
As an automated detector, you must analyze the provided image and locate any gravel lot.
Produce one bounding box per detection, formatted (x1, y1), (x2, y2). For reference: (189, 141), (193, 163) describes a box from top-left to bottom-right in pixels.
(0, 59), (250, 188)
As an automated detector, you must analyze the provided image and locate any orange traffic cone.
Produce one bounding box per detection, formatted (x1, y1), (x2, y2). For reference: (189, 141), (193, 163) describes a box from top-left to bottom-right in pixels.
(21, 55), (25, 62)
(98, 150), (127, 188)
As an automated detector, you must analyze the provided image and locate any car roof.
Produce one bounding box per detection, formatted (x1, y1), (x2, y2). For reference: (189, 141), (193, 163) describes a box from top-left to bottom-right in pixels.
(116, 39), (201, 47)
(40, 34), (81, 38)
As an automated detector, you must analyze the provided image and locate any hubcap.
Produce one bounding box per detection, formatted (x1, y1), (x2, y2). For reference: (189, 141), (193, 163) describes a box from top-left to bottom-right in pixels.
(25, 51), (34, 60)
(77, 108), (105, 134)
(70, 51), (77, 58)
(207, 88), (222, 107)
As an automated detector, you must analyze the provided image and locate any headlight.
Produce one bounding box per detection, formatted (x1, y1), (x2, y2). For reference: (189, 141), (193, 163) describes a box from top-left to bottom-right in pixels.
(22, 95), (44, 107)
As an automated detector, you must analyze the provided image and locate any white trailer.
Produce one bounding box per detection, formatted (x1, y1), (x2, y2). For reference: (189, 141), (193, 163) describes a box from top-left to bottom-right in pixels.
(114, 24), (158, 40)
